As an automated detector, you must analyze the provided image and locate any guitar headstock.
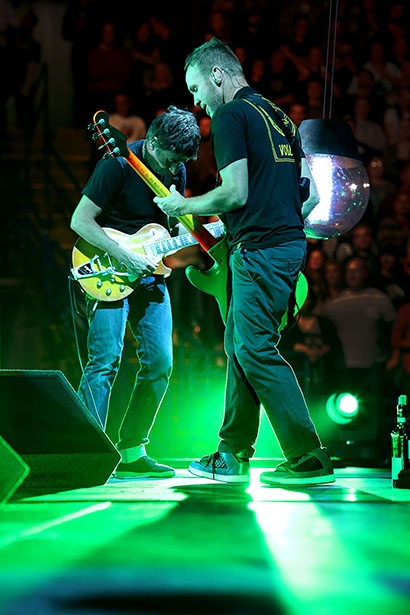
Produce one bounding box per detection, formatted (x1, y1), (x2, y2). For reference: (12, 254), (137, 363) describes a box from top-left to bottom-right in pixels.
(88, 110), (129, 159)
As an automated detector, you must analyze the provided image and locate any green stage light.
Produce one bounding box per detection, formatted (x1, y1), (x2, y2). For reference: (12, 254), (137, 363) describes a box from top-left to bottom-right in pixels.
(326, 393), (359, 425)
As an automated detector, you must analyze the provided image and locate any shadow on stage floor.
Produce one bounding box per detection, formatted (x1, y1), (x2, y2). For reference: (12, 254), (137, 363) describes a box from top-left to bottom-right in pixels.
(1, 466), (409, 615)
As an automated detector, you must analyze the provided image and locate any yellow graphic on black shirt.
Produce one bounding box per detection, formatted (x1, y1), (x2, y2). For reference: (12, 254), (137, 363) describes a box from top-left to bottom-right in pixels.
(243, 96), (297, 164)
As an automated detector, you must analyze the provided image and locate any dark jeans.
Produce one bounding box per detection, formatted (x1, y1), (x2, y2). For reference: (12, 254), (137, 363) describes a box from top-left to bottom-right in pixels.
(78, 276), (172, 455)
(218, 240), (321, 460)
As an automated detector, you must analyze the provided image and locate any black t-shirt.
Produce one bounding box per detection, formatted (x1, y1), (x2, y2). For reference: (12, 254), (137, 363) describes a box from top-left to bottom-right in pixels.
(211, 87), (305, 250)
(82, 140), (186, 234)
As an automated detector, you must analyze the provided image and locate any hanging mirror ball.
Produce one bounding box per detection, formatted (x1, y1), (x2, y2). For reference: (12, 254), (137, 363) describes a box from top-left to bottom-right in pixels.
(299, 120), (370, 239)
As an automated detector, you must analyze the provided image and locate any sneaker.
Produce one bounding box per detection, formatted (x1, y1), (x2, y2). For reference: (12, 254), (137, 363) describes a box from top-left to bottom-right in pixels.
(260, 447), (335, 486)
(114, 456), (175, 479)
(189, 452), (250, 484)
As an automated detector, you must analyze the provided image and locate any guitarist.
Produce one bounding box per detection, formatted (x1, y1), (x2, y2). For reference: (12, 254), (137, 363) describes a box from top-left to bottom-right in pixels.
(70, 106), (200, 479)
(155, 38), (335, 487)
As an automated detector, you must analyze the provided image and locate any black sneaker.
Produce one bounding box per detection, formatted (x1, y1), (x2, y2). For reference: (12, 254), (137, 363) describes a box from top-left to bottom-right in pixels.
(114, 456), (175, 479)
(260, 447), (335, 486)
(189, 451), (250, 484)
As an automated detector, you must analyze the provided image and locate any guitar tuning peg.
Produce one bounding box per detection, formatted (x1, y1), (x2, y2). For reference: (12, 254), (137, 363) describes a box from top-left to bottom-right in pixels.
(92, 132), (100, 141)
(87, 123), (95, 132)
(97, 118), (106, 127)
(112, 147), (120, 156)
(102, 152), (112, 159)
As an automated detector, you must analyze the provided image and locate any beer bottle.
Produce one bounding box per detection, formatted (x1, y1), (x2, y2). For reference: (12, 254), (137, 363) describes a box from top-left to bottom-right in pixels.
(391, 395), (409, 486)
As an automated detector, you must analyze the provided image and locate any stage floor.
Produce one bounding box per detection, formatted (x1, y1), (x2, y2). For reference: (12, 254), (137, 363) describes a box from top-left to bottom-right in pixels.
(1, 465), (409, 615)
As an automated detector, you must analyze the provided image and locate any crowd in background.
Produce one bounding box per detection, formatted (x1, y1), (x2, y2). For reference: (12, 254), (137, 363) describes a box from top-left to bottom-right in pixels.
(1, 0), (410, 403)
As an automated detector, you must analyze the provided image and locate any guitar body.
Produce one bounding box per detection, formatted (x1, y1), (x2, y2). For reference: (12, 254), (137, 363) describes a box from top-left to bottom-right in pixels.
(72, 224), (172, 302)
(185, 237), (229, 323)
(186, 237), (308, 330)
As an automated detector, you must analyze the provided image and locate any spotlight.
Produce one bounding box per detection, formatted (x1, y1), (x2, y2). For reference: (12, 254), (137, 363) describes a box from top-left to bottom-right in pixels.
(326, 392), (359, 425)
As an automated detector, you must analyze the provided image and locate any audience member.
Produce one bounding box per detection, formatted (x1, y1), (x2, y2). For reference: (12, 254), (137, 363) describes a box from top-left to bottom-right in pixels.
(186, 114), (217, 196)
(350, 96), (388, 162)
(323, 260), (344, 303)
(87, 22), (131, 115)
(375, 246), (406, 309)
(288, 102), (307, 127)
(284, 290), (343, 394)
(387, 301), (410, 400)
(109, 93), (146, 142)
(267, 49), (297, 108)
(304, 248), (327, 308)
(324, 257), (395, 427)
(336, 224), (379, 284)
(61, 0), (94, 127)
(2, 7), (41, 130)
(366, 155), (397, 222)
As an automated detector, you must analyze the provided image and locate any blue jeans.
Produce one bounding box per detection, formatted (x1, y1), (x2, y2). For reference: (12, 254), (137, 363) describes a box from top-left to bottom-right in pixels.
(78, 276), (172, 454)
(218, 240), (321, 460)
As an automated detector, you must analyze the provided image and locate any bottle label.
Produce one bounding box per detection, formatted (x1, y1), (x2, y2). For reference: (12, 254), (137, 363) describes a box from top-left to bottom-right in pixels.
(392, 457), (403, 482)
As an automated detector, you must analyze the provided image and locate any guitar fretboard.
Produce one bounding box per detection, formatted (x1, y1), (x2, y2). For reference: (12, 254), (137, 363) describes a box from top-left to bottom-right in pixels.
(145, 223), (225, 258)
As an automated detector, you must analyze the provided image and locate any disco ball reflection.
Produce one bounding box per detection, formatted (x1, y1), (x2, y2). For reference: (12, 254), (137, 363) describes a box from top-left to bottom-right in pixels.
(304, 154), (370, 239)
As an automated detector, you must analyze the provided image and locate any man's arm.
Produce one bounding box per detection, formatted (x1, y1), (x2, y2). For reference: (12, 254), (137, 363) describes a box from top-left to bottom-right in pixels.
(71, 195), (157, 277)
(300, 157), (320, 220)
(154, 158), (248, 217)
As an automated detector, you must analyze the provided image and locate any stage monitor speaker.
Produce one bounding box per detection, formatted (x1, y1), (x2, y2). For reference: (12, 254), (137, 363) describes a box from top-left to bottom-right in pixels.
(0, 435), (30, 504)
(0, 370), (120, 490)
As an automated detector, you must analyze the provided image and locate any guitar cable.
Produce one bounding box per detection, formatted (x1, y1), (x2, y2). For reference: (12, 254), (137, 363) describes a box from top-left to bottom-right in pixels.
(68, 275), (104, 429)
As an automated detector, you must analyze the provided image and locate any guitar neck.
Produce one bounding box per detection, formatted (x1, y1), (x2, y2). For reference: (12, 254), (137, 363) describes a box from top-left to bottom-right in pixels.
(125, 149), (218, 252)
(146, 223), (224, 259)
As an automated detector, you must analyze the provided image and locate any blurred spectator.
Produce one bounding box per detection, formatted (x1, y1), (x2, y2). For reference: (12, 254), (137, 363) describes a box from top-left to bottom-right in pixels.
(338, 224), (380, 280)
(366, 155), (397, 222)
(304, 248), (327, 308)
(347, 68), (375, 100)
(238, 6), (268, 62)
(248, 58), (269, 95)
(305, 79), (323, 119)
(61, 0), (93, 127)
(87, 22), (131, 115)
(142, 61), (178, 123)
(206, 10), (231, 44)
(109, 93), (146, 142)
(324, 256), (395, 374)
(383, 86), (410, 153)
(375, 246), (406, 309)
(267, 49), (297, 107)
(362, 40), (402, 99)
(288, 102), (307, 127)
(382, 2), (407, 48)
(1, 6), (40, 131)
(284, 289), (344, 392)
(186, 114), (217, 196)
(391, 37), (409, 69)
(233, 46), (248, 72)
(334, 42), (357, 93)
(387, 301), (410, 400)
(282, 15), (312, 59)
(125, 22), (159, 70)
(323, 260), (344, 303)
(149, 16), (173, 63)
(125, 22), (160, 111)
(350, 96), (388, 161)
